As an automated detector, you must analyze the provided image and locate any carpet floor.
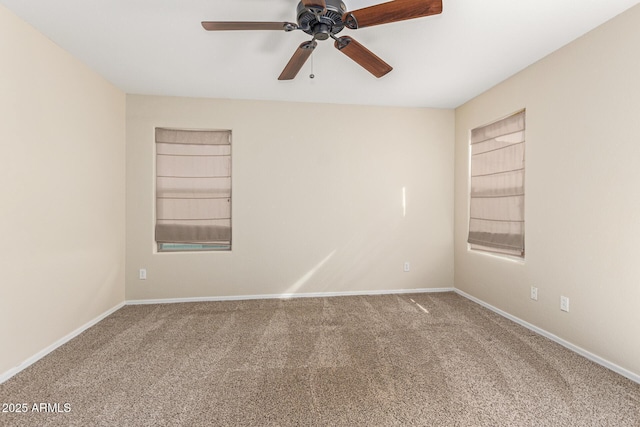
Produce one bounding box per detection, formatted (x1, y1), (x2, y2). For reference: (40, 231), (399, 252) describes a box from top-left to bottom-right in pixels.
(1, 292), (639, 426)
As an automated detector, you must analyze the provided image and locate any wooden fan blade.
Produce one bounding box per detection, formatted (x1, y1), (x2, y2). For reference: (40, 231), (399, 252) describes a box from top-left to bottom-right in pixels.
(201, 21), (296, 31)
(343, 0), (442, 29)
(278, 41), (318, 81)
(301, 0), (327, 12)
(334, 36), (392, 78)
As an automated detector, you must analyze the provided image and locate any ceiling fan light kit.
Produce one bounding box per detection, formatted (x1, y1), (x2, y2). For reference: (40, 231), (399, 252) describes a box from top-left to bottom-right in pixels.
(202, 0), (442, 80)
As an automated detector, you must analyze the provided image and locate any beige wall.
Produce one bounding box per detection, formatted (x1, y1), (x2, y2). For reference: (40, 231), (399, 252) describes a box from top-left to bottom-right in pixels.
(126, 95), (454, 300)
(0, 6), (126, 377)
(454, 5), (640, 376)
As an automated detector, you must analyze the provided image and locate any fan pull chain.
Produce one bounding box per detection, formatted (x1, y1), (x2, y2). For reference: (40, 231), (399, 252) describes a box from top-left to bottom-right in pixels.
(309, 52), (315, 79)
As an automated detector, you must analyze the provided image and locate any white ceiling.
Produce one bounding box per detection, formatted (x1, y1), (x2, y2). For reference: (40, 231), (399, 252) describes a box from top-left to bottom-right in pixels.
(2, 0), (638, 108)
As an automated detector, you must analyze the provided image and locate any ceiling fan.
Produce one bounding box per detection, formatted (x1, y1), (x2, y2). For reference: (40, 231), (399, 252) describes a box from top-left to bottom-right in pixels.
(202, 0), (443, 80)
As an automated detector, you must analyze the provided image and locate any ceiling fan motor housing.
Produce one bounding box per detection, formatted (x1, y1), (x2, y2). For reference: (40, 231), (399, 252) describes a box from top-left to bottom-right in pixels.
(297, 0), (347, 40)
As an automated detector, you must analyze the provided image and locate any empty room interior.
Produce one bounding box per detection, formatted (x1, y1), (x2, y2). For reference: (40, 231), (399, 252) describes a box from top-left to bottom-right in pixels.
(1, 0), (639, 425)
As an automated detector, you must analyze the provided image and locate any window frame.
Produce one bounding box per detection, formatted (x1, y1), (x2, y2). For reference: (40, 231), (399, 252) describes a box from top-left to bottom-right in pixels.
(467, 109), (526, 259)
(154, 127), (232, 253)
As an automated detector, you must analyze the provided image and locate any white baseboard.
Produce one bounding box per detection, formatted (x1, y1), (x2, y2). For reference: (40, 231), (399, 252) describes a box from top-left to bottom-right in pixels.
(126, 287), (456, 305)
(0, 301), (126, 385)
(454, 289), (640, 385)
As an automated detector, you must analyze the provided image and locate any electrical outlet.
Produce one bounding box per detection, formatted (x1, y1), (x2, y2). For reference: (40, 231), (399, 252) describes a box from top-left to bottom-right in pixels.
(139, 268), (147, 280)
(530, 286), (538, 301)
(403, 262), (410, 272)
(560, 296), (569, 312)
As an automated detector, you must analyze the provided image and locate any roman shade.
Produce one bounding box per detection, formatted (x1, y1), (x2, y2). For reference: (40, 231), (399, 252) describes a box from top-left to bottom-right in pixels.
(468, 110), (525, 257)
(155, 128), (231, 249)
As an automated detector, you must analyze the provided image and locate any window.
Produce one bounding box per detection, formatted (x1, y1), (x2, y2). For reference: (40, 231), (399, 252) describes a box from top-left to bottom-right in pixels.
(468, 110), (525, 258)
(155, 128), (231, 252)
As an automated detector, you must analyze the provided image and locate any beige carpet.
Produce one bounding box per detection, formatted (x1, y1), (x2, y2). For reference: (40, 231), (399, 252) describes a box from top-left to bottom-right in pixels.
(1, 292), (638, 426)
